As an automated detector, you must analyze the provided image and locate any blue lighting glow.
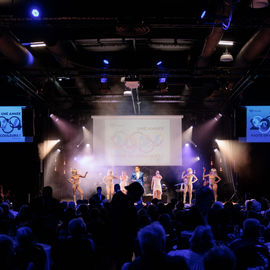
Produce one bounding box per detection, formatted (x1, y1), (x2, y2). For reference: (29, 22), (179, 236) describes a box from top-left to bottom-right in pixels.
(31, 8), (40, 17)
(201, 10), (206, 19)
(103, 59), (109, 65)
(156, 61), (162, 66)
(100, 78), (108, 83)
(159, 77), (166, 83)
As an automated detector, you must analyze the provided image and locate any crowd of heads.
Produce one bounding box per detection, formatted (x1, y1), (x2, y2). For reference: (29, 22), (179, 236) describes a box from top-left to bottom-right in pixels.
(0, 182), (270, 270)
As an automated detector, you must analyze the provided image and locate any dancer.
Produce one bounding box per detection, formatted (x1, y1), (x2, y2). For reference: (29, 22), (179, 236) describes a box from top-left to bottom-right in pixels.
(103, 169), (118, 201)
(181, 168), (198, 205)
(67, 169), (88, 203)
(130, 166), (144, 187)
(120, 171), (129, 194)
(151, 170), (163, 200)
(203, 167), (222, 202)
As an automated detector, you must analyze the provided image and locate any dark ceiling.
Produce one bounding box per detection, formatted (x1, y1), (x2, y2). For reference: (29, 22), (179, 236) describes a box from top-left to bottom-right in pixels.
(0, 0), (270, 120)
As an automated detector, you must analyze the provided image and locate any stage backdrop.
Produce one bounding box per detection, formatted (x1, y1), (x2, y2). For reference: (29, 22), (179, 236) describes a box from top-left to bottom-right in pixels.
(92, 115), (183, 166)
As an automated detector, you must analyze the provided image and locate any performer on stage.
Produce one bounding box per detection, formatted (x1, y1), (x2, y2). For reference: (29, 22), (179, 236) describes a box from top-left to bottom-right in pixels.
(130, 166), (144, 187)
(181, 168), (198, 205)
(103, 169), (118, 201)
(151, 170), (163, 200)
(67, 169), (88, 203)
(120, 171), (129, 194)
(203, 167), (222, 202)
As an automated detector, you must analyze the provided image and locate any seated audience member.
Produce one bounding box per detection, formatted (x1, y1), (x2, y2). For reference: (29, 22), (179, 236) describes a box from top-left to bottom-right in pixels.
(15, 204), (33, 229)
(51, 217), (95, 270)
(169, 225), (215, 270)
(203, 246), (237, 270)
(0, 234), (15, 270)
(122, 221), (188, 270)
(229, 218), (269, 270)
(89, 186), (105, 206)
(14, 226), (46, 270)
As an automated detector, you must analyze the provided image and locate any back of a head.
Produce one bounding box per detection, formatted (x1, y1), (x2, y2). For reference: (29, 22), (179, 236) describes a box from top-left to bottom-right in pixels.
(68, 217), (86, 237)
(137, 221), (166, 257)
(97, 186), (102, 193)
(16, 226), (33, 247)
(243, 218), (262, 239)
(211, 201), (224, 210)
(0, 234), (14, 266)
(189, 225), (215, 254)
(126, 182), (144, 202)
(204, 246), (236, 270)
(42, 186), (53, 198)
(114, 183), (120, 193)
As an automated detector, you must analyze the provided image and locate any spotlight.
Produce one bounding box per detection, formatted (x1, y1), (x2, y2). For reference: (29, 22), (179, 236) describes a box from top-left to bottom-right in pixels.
(31, 8), (40, 17)
(103, 59), (109, 65)
(57, 139), (61, 142)
(218, 40), (234, 46)
(57, 148), (61, 152)
(74, 157), (77, 161)
(185, 143), (190, 147)
(86, 143), (90, 148)
(50, 114), (54, 118)
(214, 148), (218, 152)
(55, 118), (59, 122)
(30, 42), (46, 48)
(214, 117), (218, 121)
(220, 48), (233, 62)
(218, 113), (223, 117)
(215, 139), (219, 142)
(196, 156), (200, 161)
(76, 144), (80, 148)
(156, 61), (162, 66)
(158, 77), (166, 83)
(100, 78), (108, 83)
(190, 125), (193, 128)
(200, 10), (206, 19)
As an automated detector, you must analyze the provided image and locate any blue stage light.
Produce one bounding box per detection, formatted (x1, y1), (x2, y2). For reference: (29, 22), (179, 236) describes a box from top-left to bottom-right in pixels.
(103, 59), (109, 65)
(159, 77), (166, 83)
(156, 61), (162, 66)
(100, 78), (108, 83)
(31, 8), (40, 17)
(201, 10), (206, 19)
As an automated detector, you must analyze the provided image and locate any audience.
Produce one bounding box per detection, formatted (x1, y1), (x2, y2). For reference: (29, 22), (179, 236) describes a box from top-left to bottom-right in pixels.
(204, 246), (237, 270)
(122, 221), (188, 270)
(1, 184), (270, 270)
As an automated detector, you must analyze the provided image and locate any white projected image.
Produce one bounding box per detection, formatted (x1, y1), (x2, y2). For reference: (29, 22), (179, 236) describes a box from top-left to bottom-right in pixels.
(92, 115), (183, 166)
(105, 119), (170, 165)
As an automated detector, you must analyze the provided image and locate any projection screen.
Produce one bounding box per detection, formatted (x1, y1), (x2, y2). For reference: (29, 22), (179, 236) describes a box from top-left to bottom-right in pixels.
(92, 115), (183, 166)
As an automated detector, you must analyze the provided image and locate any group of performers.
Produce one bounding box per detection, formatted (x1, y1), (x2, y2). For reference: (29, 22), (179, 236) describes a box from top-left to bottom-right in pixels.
(181, 167), (222, 204)
(67, 165), (222, 204)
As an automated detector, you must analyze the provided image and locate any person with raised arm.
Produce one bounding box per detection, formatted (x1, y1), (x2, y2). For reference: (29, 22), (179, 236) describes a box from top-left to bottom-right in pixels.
(182, 168), (198, 205)
(203, 167), (222, 202)
(67, 169), (88, 203)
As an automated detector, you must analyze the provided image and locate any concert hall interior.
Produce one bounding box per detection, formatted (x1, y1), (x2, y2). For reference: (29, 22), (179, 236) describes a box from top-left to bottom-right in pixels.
(1, 1), (270, 269)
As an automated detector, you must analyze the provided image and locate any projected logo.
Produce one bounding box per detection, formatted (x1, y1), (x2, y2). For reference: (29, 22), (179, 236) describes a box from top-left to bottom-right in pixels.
(250, 116), (270, 134)
(0, 116), (22, 134)
(111, 131), (164, 153)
